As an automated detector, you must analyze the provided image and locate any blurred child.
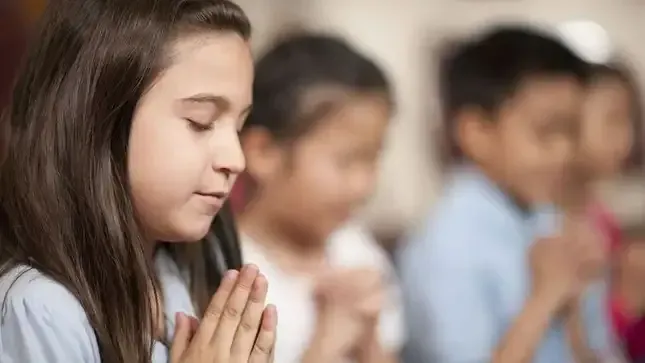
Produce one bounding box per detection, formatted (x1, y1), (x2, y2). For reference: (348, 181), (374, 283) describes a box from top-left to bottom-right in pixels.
(237, 34), (405, 363)
(399, 26), (614, 363)
(562, 63), (640, 361)
(565, 64), (638, 212)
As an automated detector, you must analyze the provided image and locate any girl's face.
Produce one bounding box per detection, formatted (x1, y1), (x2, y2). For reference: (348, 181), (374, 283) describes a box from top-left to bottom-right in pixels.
(128, 32), (253, 242)
(248, 93), (390, 240)
(579, 77), (633, 177)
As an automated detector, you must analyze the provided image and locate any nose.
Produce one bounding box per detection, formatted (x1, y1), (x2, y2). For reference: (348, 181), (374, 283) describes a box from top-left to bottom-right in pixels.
(211, 126), (245, 178)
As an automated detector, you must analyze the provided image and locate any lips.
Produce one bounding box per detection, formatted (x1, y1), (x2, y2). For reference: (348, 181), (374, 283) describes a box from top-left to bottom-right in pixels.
(196, 191), (229, 199)
(195, 192), (226, 215)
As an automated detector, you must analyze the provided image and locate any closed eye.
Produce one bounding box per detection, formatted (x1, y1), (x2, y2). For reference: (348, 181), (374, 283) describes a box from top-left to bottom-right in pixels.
(185, 118), (213, 132)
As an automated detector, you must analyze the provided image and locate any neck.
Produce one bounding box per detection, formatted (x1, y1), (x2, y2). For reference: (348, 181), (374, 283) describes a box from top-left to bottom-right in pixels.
(562, 171), (596, 214)
(239, 199), (328, 274)
(144, 236), (159, 260)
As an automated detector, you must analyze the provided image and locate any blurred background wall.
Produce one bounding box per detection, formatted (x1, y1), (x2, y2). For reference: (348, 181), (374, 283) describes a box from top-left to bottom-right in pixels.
(236, 0), (645, 241)
(4, 0), (645, 241)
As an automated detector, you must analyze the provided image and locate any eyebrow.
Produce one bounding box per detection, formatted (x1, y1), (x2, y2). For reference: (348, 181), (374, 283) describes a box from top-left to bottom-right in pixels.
(182, 93), (228, 107)
(181, 93), (252, 116)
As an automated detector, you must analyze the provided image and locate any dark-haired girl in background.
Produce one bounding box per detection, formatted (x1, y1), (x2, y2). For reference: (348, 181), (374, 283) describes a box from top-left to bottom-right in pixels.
(236, 34), (405, 363)
(561, 63), (641, 362)
(0, 0), (276, 362)
(563, 63), (643, 362)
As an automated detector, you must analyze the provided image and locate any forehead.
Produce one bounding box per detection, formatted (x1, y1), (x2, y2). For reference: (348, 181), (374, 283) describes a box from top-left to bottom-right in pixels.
(150, 32), (253, 108)
(303, 95), (390, 146)
(508, 75), (584, 114)
(586, 77), (631, 101)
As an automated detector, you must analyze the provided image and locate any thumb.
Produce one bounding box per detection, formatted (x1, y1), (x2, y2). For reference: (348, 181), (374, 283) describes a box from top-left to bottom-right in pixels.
(170, 312), (190, 362)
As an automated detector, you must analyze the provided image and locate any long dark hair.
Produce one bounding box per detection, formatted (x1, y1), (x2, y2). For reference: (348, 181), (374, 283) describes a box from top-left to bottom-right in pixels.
(0, 0), (247, 362)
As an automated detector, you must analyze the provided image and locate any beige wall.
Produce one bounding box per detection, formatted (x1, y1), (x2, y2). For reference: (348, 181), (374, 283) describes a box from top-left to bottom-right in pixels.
(237, 0), (645, 234)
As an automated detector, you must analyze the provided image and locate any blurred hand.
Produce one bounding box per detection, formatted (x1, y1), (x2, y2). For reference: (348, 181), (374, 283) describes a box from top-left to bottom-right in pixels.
(570, 220), (608, 283)
(302, 269), (385, 363)
(530, 237), (579, 308)
(315, 268), (384, 319)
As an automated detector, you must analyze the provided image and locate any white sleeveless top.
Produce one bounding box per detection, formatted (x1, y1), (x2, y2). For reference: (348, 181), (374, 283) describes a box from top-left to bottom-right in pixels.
(241, 224), (406, 363)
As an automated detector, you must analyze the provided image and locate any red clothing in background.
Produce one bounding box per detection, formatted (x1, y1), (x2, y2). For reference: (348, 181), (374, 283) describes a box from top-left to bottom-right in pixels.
(593, 204), (645, 361)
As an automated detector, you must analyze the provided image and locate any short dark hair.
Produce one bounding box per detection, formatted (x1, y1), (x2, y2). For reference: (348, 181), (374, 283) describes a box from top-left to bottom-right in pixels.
(243, 33), (392, 142)
(438, 25), (589, 163)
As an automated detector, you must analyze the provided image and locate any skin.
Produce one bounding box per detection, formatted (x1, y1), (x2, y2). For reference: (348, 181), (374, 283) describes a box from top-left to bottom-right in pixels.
(459, 76), (584, 206)
(562, 76), (634, 363)
(127, 31), (277, 362)
(459, 76), (595, 363)
(128, 32), (252, 243)
(241, 93), (390, 246)
(578, 76), (633, 178)
(240, 93), (396, 362)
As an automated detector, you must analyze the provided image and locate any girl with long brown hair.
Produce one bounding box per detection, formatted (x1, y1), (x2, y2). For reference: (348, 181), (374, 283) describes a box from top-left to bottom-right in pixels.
(0, 0), (277, 362)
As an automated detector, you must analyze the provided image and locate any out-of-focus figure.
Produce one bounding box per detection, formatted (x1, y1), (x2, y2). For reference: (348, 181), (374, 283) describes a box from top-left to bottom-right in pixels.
(399, 26), (613, 363)
(562, 62), (641, 362)
(237, 33), (405, 363)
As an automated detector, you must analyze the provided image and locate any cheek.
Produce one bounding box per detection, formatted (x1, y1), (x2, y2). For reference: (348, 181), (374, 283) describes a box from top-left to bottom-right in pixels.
(295, 159), (344, 201)
(128, 114), (207, 213)
(502, 127), (549, 172)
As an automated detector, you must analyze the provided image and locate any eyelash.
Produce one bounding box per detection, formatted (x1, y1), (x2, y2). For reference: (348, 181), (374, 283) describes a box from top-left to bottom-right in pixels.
(185, 118), (214, 132)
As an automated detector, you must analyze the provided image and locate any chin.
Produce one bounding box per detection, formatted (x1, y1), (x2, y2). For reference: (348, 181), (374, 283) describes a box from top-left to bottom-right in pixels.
(164, 216), (214, 243)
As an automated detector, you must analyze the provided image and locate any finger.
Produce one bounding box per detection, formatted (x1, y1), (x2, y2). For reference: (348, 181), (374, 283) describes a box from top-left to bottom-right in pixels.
(362, 270), (383, 292)
(248, 305), (278, 363)
(188, 315), (200, 334)
(343, 269), (382, 298)
(192, 269), (238, 345)
(231, 273), (268, 359)
(356, 290), (384, 318)
(170, 313), (191, 362)
(211, 264), (259, 350)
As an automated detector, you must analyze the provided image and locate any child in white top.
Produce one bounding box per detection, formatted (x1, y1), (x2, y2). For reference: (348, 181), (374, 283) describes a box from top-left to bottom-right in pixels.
(236, 34), (405, 363)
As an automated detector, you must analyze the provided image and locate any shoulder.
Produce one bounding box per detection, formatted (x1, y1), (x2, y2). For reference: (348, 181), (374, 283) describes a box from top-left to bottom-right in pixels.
(0, 266), (99, 362)
(402, 173), (526, 264)
(0, 266), (88, 321)
(239, 233), (275, 274)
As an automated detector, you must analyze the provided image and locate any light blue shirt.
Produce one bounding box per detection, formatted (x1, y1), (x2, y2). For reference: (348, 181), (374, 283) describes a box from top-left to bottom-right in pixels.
(0, 250), (196, 363)
(398, 168), (612, 363)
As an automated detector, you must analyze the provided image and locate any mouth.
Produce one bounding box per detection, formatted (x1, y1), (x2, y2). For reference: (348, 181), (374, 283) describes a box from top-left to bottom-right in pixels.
(196, 191), (229, 199)
(195, 191), (228, 211)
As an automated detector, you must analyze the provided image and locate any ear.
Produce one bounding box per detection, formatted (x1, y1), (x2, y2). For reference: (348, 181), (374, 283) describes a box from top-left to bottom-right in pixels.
(240, 127), (284, 183)
(455, 107), (495, 163)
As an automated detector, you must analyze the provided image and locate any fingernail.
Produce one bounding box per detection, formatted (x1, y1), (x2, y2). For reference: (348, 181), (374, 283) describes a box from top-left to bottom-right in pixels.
(225, 269), (239, 280)
(245, 264), (259, 273)
(262, 305), (277, 328)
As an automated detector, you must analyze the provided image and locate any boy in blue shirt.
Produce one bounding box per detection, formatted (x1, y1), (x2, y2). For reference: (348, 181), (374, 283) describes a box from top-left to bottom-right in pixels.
(399, 26), (616, 363)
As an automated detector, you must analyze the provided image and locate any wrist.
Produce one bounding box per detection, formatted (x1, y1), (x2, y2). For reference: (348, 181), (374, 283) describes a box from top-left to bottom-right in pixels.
(302, 336), (346, 363)
(303, 324), (350, 363)
(528, 289), (566, 315)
